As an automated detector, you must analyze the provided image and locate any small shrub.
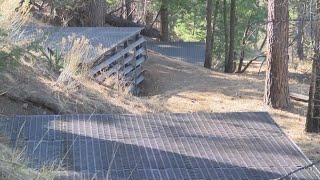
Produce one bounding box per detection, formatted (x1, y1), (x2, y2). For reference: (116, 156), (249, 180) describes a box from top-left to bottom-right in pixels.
(38, 46), (64, 72)
(57, 35), (105, 84)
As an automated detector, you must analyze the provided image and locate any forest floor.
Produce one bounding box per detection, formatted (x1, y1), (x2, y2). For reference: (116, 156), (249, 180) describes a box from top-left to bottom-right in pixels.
(0, 50), (319, 168)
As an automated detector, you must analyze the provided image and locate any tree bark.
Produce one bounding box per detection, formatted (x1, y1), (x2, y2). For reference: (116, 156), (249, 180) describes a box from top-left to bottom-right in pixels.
(306, 0), (320, 132)
(210, 0), (220, 57)
(225, 0), (236, 73)
(264, 0), (291, 109)
(160, 0), (169, 41)
(296, 5), (305, 61)
(125, 0), (134, 21)
(87, 0), (106, 27)
(204, 0), (213, 69)
(223, 0), (229, 72)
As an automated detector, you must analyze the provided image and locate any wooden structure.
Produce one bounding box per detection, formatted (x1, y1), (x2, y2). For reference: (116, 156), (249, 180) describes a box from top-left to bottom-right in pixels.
(89, 32), (146, 95)
(24, 27), (146, 95)
(290, 92), (309, 103)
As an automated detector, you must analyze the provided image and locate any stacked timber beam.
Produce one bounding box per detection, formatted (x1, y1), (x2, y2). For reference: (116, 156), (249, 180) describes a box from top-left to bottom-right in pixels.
(90, 33), (146, 95)
(23, 26), (147, 96)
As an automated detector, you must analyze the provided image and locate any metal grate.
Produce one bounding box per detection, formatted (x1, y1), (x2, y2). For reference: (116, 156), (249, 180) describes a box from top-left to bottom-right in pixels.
(148, 42), (205, 65)
(2, 112), (320, 179)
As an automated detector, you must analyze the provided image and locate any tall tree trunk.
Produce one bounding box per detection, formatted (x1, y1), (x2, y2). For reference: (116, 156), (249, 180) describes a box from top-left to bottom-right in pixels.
(160, 0), (169, 41)
(306, 0), (320, 132)
(125, 0), (133, 21)
(223, 0), (229, 72)
(204, 0), (213, 69)
(296, 5), (305, 61)
(225, 0), (236, 73)
(210, 0), (220, 56)
(87, 0), (106, 27)
(264, 0), (290, 109)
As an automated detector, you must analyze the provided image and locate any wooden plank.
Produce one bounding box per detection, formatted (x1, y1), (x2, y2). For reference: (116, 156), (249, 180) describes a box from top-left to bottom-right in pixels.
(290, 92), (309, 103)
(96, 54), (137, 82)
(95, 64), (121, 83)
(124, 65), (135, 75)
(90, 37), (146, 76)
(135, 56), (145, 67)
(125, 66), (145, 81)
(135, 74), (145, 85)
(124, 55), (134, 65)
(134, 47), (146, 57)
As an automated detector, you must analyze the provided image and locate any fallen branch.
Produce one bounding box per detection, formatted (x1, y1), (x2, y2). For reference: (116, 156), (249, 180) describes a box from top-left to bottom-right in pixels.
(258, 58), (267, 75)
(105, 14), (160, 38)
(4, 91), (67, 114)
(275, 159), (320, 180)
(290, 92), (309, 102)
(238, 54), (266, 73)
(0, 91), (7, 96)
(150, 10), (161, 29)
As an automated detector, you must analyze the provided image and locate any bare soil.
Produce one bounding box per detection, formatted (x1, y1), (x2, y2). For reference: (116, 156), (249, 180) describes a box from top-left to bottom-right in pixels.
(0, 50), (319, 167)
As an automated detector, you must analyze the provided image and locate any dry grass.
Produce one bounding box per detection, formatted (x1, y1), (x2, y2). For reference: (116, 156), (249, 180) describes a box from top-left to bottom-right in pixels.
(0, 46), (318, 176)
(141, 51), (319, 167)
(0, 1), (318, 174)
(57, 35), (105, 84)
(0, 142), (59, 180)
(0, 0), (31, 35)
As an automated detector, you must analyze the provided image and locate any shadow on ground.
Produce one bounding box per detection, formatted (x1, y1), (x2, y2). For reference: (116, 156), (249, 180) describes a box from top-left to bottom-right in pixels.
(3, 113), (320, 179)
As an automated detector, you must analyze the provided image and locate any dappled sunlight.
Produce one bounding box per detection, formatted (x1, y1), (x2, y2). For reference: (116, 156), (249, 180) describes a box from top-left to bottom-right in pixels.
(163, 91), (268, 113)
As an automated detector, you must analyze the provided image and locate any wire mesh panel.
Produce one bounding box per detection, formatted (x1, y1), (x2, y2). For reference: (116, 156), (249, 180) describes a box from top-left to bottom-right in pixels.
(2, 112), (320, 179)
(148, 41), (205, 65)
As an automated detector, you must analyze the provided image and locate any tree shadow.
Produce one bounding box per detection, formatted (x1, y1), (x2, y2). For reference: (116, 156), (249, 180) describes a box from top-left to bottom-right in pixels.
(141, 53), (309, 117)
(4, 113), (320, 179)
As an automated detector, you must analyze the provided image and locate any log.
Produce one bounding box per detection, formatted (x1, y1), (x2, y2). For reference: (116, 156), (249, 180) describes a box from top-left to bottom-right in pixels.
(4, 91), (68, 114)
(290, 92), (309, 103)
(105, 14), (160, 38)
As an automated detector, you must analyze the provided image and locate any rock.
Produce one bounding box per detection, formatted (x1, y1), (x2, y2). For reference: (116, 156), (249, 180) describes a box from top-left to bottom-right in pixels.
(23, 103), (28, 109)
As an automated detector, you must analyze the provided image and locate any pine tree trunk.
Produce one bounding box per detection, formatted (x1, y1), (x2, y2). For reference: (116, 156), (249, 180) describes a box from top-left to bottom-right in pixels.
(210, 0), (220, 57)
(160, 0), (169, 41)
(87, 0), (106, 27)
(125, 0), (133, 21)
(225, 0), (236, 73)
(264, 0), (291, 109)
(296, 5), (304, 61)
(306, 55), (320, 132)
(306, 0), (320, 132)
(204, 0), (213, 69)
(223, 0), (229, 72)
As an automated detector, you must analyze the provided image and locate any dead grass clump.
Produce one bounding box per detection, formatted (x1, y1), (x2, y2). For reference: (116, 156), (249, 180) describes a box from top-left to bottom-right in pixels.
(0, 0), (31, 37)
(290, 57), (313, 73)
(0, 143), (58, 180)
(57, 35), (104, 84)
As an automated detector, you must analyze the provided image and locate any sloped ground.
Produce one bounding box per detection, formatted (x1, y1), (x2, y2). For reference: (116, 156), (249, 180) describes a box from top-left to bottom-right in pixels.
(141, 51), (320, 167)
(0, 50), (319, 170)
